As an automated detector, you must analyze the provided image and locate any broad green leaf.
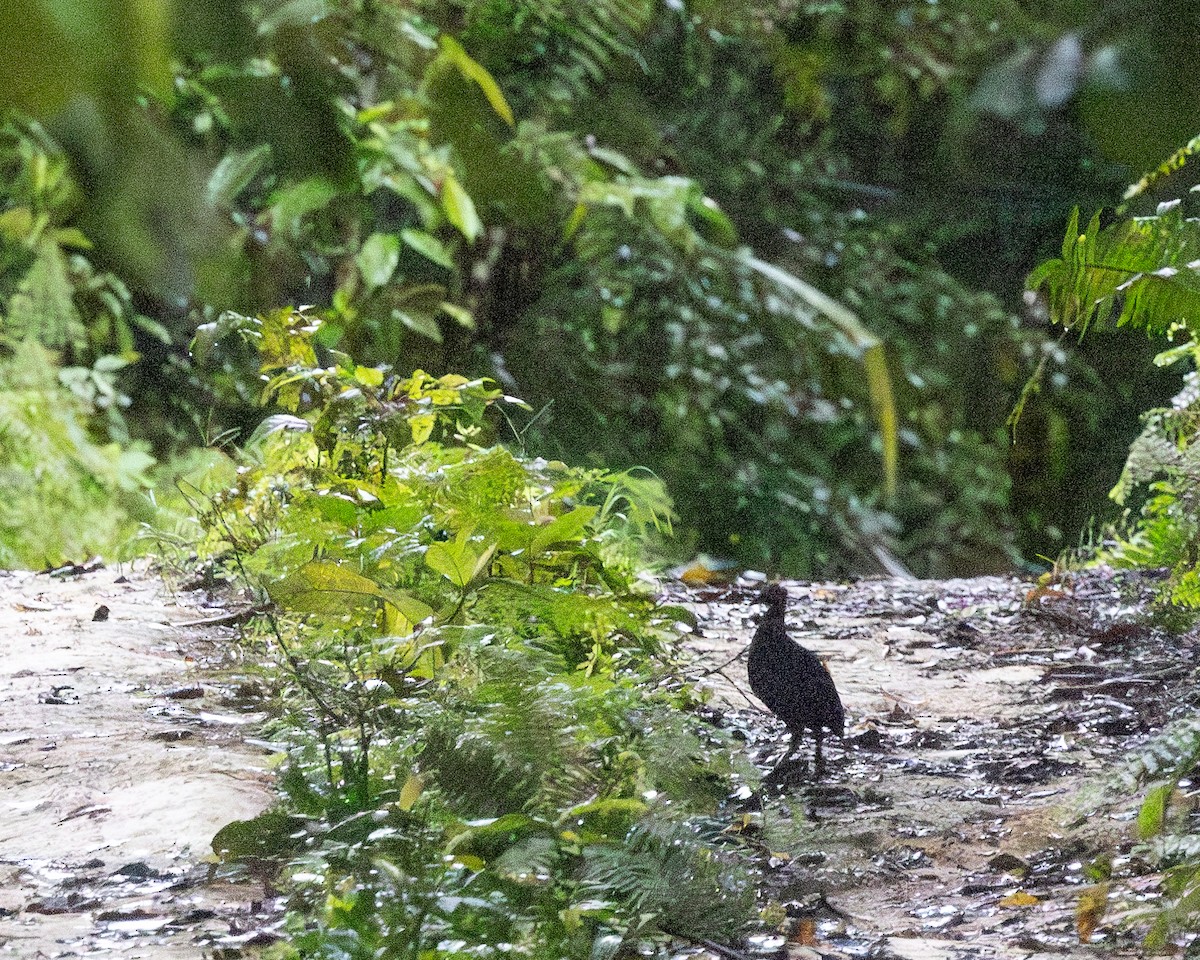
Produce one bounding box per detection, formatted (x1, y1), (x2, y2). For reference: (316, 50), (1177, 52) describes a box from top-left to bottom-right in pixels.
(212, 811), (306, 860)
(439, 36), (515, 127)
(564, 798), (648, 839)
(207, 145), (271, 209)
(1138, 783), (1172, 837)
(378, 589), (435, 629)
(360, 503), (428, 534)
(353, 364), (385, 387)
(401, 228), (455, 269)
(530, 506), (598, 555)
(409, 413), (436, 444)
(442, 173), (482, 243)
(270, 560), (381, 612)
(425, 539), (496, 587)
(357, 232), (401, 290)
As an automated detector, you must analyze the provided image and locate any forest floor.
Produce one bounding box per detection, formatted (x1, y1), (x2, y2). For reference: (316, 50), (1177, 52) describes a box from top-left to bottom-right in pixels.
(676, 569), (1195, 959)
(0, 565), (277, 958)
(0, 566), (1192, 958)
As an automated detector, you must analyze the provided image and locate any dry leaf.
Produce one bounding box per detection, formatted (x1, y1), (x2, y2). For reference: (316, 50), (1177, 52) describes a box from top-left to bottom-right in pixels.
(999, 890), (1040, 908)
(1076, 883), (1108, 943)
(791, 918), (817, 946)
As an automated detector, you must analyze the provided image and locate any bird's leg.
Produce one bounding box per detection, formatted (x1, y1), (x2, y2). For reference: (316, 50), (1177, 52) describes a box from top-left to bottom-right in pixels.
(813, 732), (825, 776)
(770, 731), (806, 776)
(781, 730), (801, 765)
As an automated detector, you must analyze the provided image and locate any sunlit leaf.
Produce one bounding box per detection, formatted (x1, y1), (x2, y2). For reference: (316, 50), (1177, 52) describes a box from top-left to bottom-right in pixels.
(270, 560), (381, 612)
(425, 538), (496, 587)
(438, 35), (515, 127)
(378, 589), (435, 629)
(410, 412), (436, 444)
(397, 772), (424, 811)
(357, 232), (401, 290)
(442, 173), (482, 243)
(530, 506), (597, 555)
(1138, 782), (1172, 837)
(402, 228), (455, 269)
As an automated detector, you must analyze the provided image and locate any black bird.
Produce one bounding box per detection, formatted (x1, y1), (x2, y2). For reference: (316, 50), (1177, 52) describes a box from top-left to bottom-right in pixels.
(747, 583), (845, 771)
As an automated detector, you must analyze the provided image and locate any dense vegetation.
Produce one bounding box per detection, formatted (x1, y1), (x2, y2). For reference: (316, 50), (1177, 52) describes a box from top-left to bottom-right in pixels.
(174, 309), (761, 956)
(3, 0), (1187, 575)
(6, 0), (1200, 954)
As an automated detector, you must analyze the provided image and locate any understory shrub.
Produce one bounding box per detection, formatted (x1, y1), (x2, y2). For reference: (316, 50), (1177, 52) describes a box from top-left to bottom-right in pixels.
(189, 307), (758, 958)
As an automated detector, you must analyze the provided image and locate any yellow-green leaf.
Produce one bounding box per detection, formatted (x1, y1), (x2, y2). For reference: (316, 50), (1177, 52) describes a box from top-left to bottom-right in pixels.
(270, 561), (380, 612)
(379, 589), (436, 631)
(398, 772), (424, 811)
(442, 173), (482, 243)
(426, 539), (496, 587)
(999, 890), (1040, 908)
(1138, 783), (1172, 837)
(410, 413), (436, 444)
(439, 35), (515, 127)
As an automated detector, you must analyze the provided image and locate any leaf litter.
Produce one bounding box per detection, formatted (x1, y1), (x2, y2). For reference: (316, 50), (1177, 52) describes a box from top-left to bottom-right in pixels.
(668, 568), (1199, 958)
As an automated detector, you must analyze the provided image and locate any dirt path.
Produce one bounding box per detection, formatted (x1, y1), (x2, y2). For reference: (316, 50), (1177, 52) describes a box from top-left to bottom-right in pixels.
(676, 571), (1190, 958)
(0, 565), (1187, 958)
(0, 566), (275, 958)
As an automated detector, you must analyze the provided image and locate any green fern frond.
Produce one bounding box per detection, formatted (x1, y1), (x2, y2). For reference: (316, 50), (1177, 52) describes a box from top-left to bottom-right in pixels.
(582, 819), (754, 942)
(457, 0), (656, 105)
(1029, 205), (1200, 337)
(420, 645), (599, 816)
(1123, 133), (1200, 205)
(1120, 714), (1200, 789)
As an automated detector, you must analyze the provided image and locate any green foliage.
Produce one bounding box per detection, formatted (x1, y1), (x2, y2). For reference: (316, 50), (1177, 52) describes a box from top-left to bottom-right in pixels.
(1030, 157), (1200, 605)
(1029, 205), (1200, 338)
(435, 0), (1138, 572)
(0, 118), (164, 361)
(4, 0), (1143, 574)
(0, 340), (154, 567)
(1032, 143), (1200, 947)
(1105, 716), (1200, 949)
(189, 310), (754, 957)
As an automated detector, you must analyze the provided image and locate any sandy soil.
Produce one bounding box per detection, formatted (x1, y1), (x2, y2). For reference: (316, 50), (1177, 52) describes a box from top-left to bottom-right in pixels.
(0, 566), (275, 958)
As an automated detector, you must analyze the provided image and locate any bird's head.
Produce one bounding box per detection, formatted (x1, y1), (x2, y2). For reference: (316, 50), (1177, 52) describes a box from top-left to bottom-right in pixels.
(759, 583), (789, 614)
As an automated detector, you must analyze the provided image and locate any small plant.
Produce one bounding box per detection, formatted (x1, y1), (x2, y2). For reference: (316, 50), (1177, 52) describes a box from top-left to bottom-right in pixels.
(190, 307), (757, 957)
(0, 340), (154, 567)
(1029, 138), (1200, 952)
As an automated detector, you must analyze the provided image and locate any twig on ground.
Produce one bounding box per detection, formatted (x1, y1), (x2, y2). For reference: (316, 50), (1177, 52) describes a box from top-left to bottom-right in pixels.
(170, 606), (266, 629)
